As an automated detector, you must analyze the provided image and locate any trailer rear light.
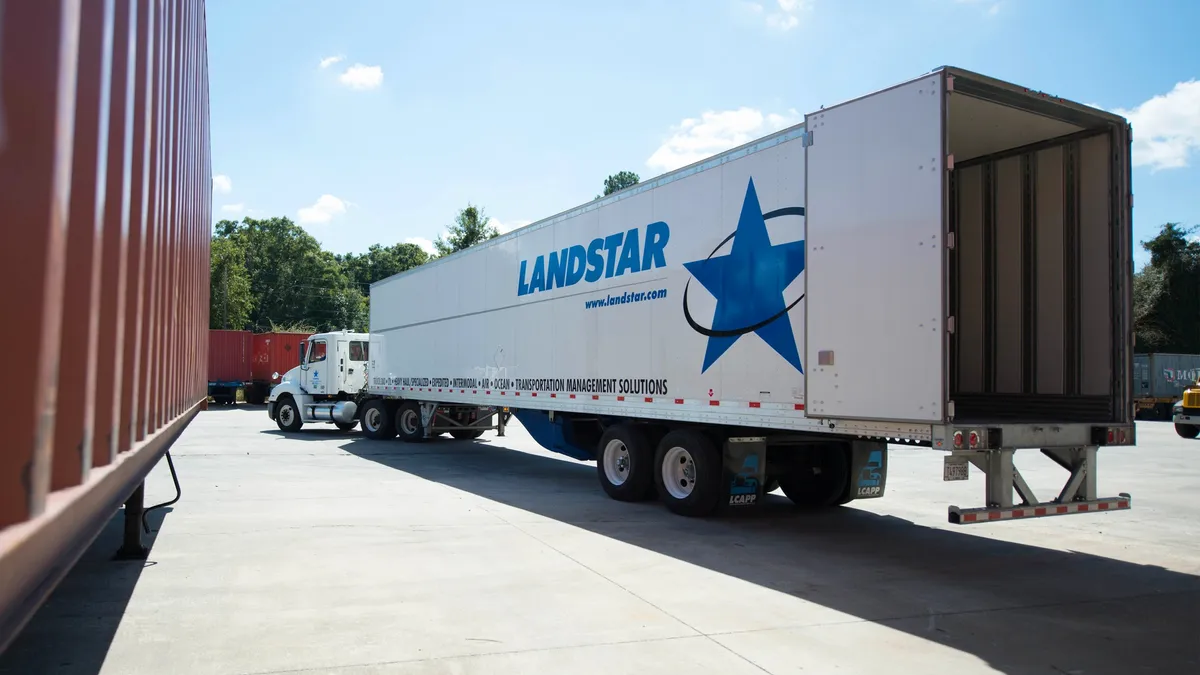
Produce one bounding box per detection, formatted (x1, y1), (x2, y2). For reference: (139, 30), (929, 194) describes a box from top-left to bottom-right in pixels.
(1091, 425), (1134, 446)
(968, 430), (980, 448)
(953, 431), (964, 448)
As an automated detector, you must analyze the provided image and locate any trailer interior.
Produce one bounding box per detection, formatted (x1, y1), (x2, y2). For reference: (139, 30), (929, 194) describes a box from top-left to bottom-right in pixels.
(945, 72), (1132, 424)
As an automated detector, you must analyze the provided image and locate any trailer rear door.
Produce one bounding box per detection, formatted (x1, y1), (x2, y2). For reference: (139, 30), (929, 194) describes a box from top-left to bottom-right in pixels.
(803, 73), (948, 423)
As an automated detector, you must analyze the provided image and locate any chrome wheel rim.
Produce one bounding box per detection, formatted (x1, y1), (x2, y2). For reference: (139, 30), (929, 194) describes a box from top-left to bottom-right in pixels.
(662, 446), (696, 499)
(279, 404), (295, 426)
(602, 439), (631, 486)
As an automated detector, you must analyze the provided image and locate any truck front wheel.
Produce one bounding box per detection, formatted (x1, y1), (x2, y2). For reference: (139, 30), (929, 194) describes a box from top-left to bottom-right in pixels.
(275, 396), (303, 433)
(360, 400), (396, 440)
(654, 429), (721, 517)
(596, 424), (656, 502)
(777, 445), (851, 508)
(1175, 423), (1199, 439)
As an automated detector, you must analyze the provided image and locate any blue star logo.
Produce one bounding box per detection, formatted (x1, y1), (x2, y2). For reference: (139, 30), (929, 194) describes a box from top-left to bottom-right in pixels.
(682, 178), (806, 374)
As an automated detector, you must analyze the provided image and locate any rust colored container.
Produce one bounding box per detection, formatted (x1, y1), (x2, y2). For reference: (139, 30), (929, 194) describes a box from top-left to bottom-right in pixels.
(245, 332), (310, 403)
(0, 0), (212, 653)
(208, 330), (253, 383)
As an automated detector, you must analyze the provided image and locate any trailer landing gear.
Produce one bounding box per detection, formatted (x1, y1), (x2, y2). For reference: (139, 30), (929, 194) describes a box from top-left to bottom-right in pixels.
(946, 447), (1131, 524)
(114, 482), (149, 560)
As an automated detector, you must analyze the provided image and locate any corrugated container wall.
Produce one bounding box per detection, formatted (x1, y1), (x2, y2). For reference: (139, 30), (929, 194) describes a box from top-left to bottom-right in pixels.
(209, 330), (253, 383)
(252, 332), (309, 383)
(0, 0), (211, 652)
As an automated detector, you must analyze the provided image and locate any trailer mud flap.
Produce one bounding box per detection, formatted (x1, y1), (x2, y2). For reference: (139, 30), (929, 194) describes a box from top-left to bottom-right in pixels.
(722, 437), (766, 509)
(849, 440), (888, 500)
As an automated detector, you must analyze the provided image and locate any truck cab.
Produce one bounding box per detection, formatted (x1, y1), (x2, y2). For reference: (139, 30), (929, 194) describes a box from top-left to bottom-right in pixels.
(266, 330), (370, 432)
(1172, 381), (1200, 438)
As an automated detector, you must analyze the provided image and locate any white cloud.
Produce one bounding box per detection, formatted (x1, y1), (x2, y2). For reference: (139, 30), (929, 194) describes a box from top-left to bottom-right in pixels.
(338, 64), (384, 90)
(319, 55), (344, 69)
(490, 218), (532, 234)
(296, 194), (347, 225)
(742, 0), (813, 31)
(220, 203), (244, 214)
(646, 107), (801, 172)
(212, 174), (232, 194)
(404, 236), (438, 255)
(1111, 80), (1200, 172)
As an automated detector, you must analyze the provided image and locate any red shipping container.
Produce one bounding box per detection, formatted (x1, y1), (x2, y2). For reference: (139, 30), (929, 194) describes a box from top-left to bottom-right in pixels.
(251, 332), (310, 384)
(208, 330), (253, 383)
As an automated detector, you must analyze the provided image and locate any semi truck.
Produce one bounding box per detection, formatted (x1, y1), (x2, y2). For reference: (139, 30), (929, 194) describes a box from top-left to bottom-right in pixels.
(267, 66), (1137, 524)
(1171, 381), (1200, 438)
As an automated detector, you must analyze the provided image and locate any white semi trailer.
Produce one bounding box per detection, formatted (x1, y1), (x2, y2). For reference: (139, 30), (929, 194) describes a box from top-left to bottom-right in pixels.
(268, 66), (1137, 524)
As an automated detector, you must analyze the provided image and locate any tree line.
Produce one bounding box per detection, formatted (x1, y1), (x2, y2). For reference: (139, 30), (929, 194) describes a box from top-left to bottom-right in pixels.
(1134, 222), (1200, 354)
(210, 171), (642, 332)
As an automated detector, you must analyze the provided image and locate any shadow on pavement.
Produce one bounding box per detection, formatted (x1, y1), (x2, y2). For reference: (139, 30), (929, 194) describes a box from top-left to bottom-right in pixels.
(337, 433), (1200, 675)
(0, 508), (172, 675)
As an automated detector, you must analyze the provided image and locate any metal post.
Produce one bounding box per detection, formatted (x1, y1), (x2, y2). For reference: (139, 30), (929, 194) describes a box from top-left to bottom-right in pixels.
(1082, 446), (1098, 501)
(497, 409), (507, 437)
(984, 450), (1014, 508)
(114, 481), (148, 560)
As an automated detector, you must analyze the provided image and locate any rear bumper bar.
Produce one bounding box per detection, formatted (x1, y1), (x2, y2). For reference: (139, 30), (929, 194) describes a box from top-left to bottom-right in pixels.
(950, 493), (1131, 524)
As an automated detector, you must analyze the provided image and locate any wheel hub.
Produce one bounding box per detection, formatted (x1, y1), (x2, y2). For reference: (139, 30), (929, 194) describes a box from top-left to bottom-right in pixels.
(662, 446), (696, 499)
(603, 439), (631, 486)
(401, 410), (418, 435)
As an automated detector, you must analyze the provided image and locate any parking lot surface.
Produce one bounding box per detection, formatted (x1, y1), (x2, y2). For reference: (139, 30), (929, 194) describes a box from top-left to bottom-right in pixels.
(2, 408), (1198, 674)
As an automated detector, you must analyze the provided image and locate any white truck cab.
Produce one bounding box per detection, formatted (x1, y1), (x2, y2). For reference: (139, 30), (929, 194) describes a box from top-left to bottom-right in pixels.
(267, 330), (370, 432)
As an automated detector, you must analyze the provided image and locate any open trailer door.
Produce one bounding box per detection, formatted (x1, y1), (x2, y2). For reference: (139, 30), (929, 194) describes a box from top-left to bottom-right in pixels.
(803, 72), (948, 424)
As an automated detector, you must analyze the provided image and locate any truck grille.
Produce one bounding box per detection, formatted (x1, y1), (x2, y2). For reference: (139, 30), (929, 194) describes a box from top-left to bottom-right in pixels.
(1185, 391), (1200, 408)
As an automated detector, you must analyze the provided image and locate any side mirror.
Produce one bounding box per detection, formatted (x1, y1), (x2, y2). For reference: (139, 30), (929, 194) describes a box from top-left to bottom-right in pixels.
(272, 371), (280, 380)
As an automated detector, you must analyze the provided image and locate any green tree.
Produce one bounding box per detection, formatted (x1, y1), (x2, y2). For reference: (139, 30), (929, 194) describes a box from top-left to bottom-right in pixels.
(598, 170), (640, 198)
(339, 242), (429, 288)
(212, 216), (367, 333)
(433, 203), (498, 257)
(1134, 222), (1200, 353)
(209, 236), (254, 329)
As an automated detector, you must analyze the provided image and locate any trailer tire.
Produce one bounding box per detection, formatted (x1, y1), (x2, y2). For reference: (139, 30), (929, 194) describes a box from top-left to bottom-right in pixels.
(396, 402), (427, 442)
(360, 399), (395, 440)
(450, 430), (484, 440)
(654, 429), (721, 517)
(778, 445), (850, 509)
(596, 425), (656, 502)
(275, 396), (303, 433)
(1174, 423), (1199, 439)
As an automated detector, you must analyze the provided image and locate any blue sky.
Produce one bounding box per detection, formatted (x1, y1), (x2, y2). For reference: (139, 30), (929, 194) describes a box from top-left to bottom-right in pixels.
(206, 0), (1199, 268)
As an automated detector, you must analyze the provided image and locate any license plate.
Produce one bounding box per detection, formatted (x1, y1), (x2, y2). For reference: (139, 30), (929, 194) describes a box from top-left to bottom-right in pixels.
(943, 456), (970, 482)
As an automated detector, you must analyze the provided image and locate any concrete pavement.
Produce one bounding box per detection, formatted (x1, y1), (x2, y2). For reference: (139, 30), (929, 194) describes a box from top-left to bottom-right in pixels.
(2, 407), (1198, 674)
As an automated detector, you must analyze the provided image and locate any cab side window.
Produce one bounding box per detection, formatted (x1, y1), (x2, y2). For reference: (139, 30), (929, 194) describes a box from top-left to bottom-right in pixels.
(309, 340), (328, 363)
(349, 341), (368, 362)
